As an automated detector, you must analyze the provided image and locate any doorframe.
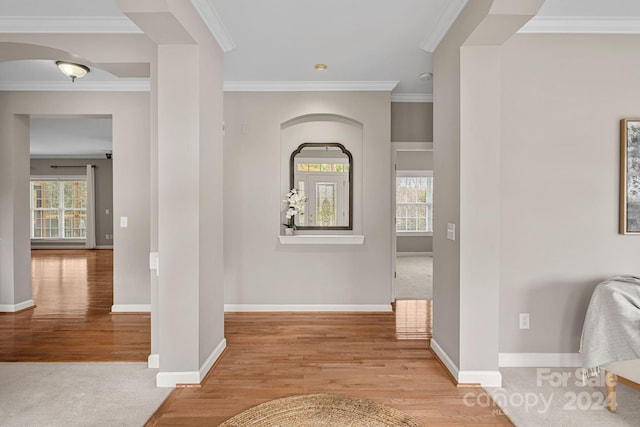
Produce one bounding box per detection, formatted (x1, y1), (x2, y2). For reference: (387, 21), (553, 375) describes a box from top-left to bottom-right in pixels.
(391, 141), (433, 300)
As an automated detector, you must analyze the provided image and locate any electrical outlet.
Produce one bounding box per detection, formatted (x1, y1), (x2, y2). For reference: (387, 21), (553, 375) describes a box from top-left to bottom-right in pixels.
(120, 217), (128, 228)
(519, 313), (530, 330)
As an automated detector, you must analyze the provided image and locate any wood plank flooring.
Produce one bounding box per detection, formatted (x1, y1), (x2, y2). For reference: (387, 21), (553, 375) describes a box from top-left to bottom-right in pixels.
(0, 249), (149, 362)
(149, 312), (512, 426)
(3, 250), (510, 426)
(395, 299), (432, 340)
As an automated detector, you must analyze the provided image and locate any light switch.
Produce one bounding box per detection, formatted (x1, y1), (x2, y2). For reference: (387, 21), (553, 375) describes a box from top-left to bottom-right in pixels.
(447, 223), (456, 241)
(105, 209), (110, 215)
(120, 217), (128, 228)
(149, 252), (159, 277)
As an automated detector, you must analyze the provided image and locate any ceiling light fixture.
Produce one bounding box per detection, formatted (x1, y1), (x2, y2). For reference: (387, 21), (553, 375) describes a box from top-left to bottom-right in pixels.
(56, 61), (90, 83)
(419, 72), (433, 81)
(315, 63), (327, 71)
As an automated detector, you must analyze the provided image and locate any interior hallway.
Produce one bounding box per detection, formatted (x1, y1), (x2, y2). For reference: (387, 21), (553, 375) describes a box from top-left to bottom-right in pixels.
(0, 250), (149, 362)
(1, 250), (509, 426)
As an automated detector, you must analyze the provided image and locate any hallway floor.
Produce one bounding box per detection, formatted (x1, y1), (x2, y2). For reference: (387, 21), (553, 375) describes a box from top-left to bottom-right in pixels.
(0, 249), (149, 362)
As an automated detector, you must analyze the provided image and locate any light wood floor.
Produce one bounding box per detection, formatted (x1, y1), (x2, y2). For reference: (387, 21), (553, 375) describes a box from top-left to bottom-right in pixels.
(149, 310), (511, 426)
(2, 250), (509, 426)
(0, 249), (149, 362)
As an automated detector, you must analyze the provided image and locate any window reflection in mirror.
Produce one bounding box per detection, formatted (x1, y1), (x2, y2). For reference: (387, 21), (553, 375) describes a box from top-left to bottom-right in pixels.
(290, 143), (353, 230)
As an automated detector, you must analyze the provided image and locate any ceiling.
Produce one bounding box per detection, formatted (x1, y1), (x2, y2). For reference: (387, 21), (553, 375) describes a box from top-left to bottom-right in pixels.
(30, 118), (112, 159)
(1, 0), (640, 156)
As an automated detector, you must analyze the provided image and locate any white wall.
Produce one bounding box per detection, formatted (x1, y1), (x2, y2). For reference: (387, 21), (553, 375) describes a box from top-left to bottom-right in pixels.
(499, 34), (640, 353)
(224, 91), (392, 308)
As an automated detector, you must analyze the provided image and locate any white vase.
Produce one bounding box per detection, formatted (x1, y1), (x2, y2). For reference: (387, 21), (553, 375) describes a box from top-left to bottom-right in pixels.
(284, 228), (294, 236)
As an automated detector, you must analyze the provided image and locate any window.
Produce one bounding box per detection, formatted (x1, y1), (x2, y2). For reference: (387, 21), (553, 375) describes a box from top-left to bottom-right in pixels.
(31, 179), (87, 239)
(396, 173), (433, 234)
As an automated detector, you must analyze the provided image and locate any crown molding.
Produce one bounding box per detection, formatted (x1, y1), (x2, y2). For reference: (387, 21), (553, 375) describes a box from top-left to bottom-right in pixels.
(420, 0), (468, 52)
(224, 81), (399, 92)
(0, 80), (150, 92)
(519, 16), (640, 34)
(0, 16), (142, 34)
(391, 93), (433, 103)
(191, 0), (236, 52)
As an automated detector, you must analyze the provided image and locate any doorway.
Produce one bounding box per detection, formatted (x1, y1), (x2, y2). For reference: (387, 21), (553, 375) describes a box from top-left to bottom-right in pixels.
(392, 142), (433, 339)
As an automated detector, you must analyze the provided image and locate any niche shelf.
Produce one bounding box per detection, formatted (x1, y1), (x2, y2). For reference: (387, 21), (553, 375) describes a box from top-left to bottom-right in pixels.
(277, 235), (365, 245)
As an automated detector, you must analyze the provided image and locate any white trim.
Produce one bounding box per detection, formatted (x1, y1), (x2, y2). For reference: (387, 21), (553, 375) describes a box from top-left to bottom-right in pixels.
(111, 304), (151, 313)
(224, 81), (399, 92)
(156, 371), (199, 388)
(0, 16), (142, 34)
(391, 93), (433, 103)
(95, 245), (113, 249)
(430, 339), (460, 381)
(148, 354), (160, 369)
(396, 170), (433, 177)
(519, 16), (640, 34)
(420, 0), (468, 52)
(458, 370), (502, 387)
(397, 232), (433, 237)
(155, 338), (227, 387)
(393, 142), (433, 152)
(224, 304), (392, 313)
(397, 251), (432, 257)
(199, 339), (227, 380)
(31, 245), (85, 249)
(499, 353), (583, 368)
(0, 81), (150, 92)
(191, 0), (236, 52)
(0, 299), (35, 313)
(277, 235), (365, 245)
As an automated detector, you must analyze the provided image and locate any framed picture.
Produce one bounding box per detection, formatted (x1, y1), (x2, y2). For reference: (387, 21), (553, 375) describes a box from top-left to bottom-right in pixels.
(620, 119), (640, 234)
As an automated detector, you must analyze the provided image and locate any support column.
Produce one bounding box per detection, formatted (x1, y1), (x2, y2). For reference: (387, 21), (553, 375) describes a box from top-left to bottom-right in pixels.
(156, 44), (202, 382)
(117, 0), (226, 386)
(0, 113), (34, 312)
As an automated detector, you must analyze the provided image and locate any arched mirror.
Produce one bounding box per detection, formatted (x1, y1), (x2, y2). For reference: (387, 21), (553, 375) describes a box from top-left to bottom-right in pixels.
(290, 143), (353, 230)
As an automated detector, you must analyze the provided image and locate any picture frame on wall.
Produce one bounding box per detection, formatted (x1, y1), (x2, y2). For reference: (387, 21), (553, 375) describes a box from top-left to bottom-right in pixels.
(620, 118), (640, 234)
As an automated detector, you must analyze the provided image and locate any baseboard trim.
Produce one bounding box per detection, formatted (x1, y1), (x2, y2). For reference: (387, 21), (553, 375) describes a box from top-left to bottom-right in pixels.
(499, 353), (583, 367)
(148, 353), (159, 369)
(458, 370), (502, 387)
(430, 339), (460, 382)
(155, 339), (227, 387)
(156, 371), (200, 388)
(224, 304), (392, 312)
(397, 251), (432, 257)
(0, 299), (35, 312)
(111, 304), (151, 313)
(95, 245), (113, 249)
(199, 338), (227, 381)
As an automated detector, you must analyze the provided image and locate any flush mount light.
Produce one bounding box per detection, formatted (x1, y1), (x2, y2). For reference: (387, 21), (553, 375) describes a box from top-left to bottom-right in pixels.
(315, 63), (327, 71)
(56, 61), (90, 82)
(419, 72), (433, 81)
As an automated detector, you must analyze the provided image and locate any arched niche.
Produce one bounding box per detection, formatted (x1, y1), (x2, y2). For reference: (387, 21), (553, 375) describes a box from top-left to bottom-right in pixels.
(280, 113), (363, 233)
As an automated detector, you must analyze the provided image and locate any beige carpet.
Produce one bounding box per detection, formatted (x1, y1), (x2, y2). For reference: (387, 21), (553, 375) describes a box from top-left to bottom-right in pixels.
(396, 256), (432, 300)
(484, 368), (640, 426)
(218, 393), (424, 426)
(0, 362), (172, 427)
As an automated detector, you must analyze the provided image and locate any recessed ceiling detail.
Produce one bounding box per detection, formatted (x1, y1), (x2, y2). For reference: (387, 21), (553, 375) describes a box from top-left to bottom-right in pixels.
(519, 16), (640, 34)
(0, 16), (141, 34)
(223, 81), (398, 92)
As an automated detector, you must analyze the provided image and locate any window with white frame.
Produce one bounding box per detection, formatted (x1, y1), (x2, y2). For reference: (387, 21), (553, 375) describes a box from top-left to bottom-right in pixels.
(396, 172), (433, 234)
(30, 178), (87, 239)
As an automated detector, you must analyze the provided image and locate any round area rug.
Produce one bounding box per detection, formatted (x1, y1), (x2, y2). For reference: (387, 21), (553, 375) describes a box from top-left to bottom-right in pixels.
(218, 393), (424, 426)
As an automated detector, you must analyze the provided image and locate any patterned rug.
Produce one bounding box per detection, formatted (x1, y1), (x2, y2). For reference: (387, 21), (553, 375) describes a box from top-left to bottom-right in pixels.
(218, 393), (424, 426)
